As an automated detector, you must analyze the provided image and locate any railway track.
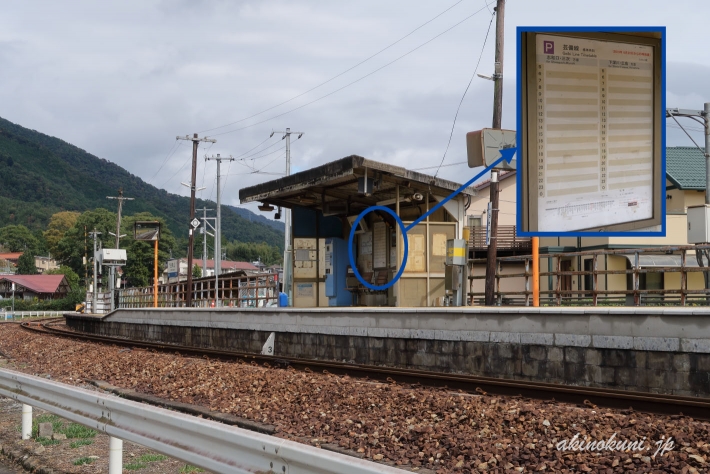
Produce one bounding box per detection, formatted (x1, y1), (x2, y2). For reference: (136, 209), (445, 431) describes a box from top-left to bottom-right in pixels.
(20, 318), (710, 420)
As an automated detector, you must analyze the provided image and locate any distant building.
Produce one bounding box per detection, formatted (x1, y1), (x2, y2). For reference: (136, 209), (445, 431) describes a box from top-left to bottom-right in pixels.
(0, 253), (59, 274)
(34, 256), (59, 274)
(162, 258), (259, 283)
(0, 275), (70, 300)
(0, 253), (22, 265)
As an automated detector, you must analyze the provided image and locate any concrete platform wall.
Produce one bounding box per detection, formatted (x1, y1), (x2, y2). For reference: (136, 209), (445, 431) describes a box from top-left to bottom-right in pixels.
(65, 307), (710, 397)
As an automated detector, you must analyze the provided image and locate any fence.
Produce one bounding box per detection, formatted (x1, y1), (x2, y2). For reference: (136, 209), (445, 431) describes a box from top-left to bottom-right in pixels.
(0, 368), (405, 474)
(469, 225), (531, 253)
(1, 310), (66, 320)
(468, 244), (710, 306)
(118, 272), (278, 309)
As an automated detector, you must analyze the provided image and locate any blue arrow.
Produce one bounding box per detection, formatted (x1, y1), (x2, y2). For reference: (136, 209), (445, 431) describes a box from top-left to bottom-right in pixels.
(404, 147), (516, 232)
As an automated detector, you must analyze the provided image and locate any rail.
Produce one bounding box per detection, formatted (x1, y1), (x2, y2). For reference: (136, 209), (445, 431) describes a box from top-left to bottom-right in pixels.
(468, 244), (710, 306)
(0, 368), (405, 474)
(118, 272), (278, 308)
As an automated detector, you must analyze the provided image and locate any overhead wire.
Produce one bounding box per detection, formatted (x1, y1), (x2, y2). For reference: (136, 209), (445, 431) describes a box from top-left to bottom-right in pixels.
(150, 140), (182, 183)
(210, 3), (494, 137)
(198, 0), (476, 134)
(433, 10), (495, 178)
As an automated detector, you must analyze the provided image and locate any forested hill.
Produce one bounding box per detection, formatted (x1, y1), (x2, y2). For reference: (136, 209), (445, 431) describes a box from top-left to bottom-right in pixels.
(0, 116), (284, 249)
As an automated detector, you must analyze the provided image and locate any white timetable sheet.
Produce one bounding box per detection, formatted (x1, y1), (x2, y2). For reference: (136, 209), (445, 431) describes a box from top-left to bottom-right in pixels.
(535, 35), (654, 232)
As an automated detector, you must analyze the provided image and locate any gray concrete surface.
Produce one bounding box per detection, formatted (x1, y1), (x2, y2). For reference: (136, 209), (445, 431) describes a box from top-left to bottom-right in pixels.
(71, 306), (710, 353)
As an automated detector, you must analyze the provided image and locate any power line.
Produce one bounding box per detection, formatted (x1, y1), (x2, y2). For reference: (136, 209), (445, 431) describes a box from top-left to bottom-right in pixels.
(210, 3), (494, 137)
(433, 11), (495, 178)
(198, 0), (477, 134)
(150, 140), (182, 183)
(412, 160), (467, 171)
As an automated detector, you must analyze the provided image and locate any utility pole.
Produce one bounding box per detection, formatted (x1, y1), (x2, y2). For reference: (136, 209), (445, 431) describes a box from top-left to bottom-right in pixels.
(89, 229), (101, 313)
(197, 207), (214, 277)
(667, 105), (710, 295)
(270, 128), (303, 305)
(177, 134), (216, 306)
(107, 189), (133, 311)
(205, 154), (234, 283)
(485, 0), (505, 306)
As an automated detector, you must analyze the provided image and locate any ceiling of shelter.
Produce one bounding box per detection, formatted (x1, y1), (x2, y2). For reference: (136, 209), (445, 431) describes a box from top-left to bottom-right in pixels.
(240, 156), (474, 217)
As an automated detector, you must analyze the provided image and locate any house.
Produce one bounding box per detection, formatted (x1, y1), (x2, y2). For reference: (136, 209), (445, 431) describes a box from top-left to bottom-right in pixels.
(467, 146), (708, 303)
(0, 253), (22, 265)
(34, 256), (59, 274)
(162, 258), (259, 283)
(0, 275), (70, 301)
(0, 253), (59, 274)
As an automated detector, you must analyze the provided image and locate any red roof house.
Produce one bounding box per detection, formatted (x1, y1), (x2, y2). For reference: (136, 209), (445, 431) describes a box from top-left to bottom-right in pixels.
(0, 275), (70, 301)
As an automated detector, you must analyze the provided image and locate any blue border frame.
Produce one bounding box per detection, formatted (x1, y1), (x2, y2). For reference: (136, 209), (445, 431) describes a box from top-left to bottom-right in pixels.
(516, 26), (666, 237)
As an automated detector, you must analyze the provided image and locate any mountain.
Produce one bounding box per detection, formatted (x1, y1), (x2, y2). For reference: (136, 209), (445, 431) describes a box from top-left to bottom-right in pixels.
(226, 205), (285, 233)
(0, 116), (284, 249)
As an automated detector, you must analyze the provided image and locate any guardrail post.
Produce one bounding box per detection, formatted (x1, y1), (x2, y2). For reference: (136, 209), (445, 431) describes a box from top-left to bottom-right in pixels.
(109, 436), (123, 474)
(22, 404), (32, 439)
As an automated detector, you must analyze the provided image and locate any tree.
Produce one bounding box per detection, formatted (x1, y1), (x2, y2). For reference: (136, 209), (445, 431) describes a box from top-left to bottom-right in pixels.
(55, 208), (117, 277)
(0, 225), (39, 252)
(16, 251), (37, 274)
(225, 240), (282, 266)
(193, 264), (202, 279)
(46, 265), (80, 290)
(44, 211), (80, 257)
(121, 213), (177, 288)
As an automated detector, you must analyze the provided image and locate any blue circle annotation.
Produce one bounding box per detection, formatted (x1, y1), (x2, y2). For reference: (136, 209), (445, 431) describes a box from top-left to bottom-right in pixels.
(347, 205), (408, 291)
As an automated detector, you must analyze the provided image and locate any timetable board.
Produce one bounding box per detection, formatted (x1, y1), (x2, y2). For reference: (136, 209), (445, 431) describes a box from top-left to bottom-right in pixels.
(522, 31), (662, 233)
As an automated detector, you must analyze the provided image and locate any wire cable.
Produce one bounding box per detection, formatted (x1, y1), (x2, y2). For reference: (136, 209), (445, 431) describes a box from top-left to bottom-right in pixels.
(210, 3), (493, 137)
(198, 0), (476, 134)
(150, 140), (182, 183)
(433, 11), (495, 178)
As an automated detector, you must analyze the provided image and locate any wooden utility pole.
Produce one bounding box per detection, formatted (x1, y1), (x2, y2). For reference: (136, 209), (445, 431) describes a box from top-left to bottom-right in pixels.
(485, 0), (505, 306)
(177, 134), (216, 307)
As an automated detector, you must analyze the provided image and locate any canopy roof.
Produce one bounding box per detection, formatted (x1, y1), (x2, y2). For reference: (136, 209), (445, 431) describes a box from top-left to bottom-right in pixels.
(239, 155), (476, 214)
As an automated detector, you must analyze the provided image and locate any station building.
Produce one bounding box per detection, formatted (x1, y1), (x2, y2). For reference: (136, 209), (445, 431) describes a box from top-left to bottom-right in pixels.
(239, 156), (475, 308)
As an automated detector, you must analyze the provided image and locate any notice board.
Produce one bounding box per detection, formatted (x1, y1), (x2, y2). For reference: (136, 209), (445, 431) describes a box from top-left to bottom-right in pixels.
(519, 29), (664, 234)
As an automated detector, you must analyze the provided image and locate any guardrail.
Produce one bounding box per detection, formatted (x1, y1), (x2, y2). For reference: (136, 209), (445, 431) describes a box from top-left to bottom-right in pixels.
(1, 310), (66, 320)
(0, 368), (404, 474)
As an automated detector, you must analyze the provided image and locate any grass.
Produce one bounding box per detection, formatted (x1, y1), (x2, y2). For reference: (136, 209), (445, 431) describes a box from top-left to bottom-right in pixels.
(35, 437), (60, 446)
(123, 452), (169, 471)
(136, 454), (168, 463)
(73, 457), (95, 466)
(62, 423), (97, 439)
(180, 465), (205, 473)
(70, 439), (94, 448)
(124, 462), (148, 471)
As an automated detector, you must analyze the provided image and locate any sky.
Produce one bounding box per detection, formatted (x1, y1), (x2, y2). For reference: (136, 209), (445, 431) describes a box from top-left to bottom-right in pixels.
(0, 0), (707, 218)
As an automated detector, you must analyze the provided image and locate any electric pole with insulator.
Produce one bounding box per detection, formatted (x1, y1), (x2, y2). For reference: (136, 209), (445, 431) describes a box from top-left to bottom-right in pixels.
(484, 0), (505, 306)
(177, 133), (216, 306)
(205, 153), (234, 303)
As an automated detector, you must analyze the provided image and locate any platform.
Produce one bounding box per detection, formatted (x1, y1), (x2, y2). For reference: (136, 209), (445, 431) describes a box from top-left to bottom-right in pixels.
(65, 307), (710, 397)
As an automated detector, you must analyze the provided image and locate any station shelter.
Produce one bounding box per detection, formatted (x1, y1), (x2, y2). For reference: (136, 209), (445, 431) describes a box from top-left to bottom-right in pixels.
(239, 156), (475, 307)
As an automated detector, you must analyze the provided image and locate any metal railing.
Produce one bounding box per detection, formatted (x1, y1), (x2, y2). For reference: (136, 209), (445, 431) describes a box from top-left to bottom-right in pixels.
(1, 310), (66, 320)
(0, 368), (404, 474)
(118, 272), (279, 308)
(468, 244), (710, 306)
